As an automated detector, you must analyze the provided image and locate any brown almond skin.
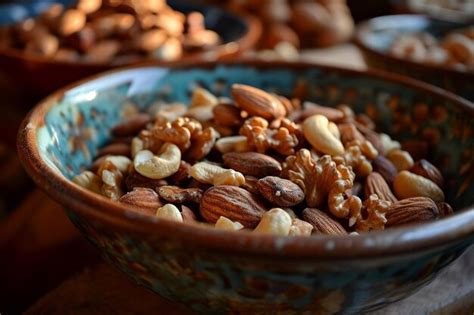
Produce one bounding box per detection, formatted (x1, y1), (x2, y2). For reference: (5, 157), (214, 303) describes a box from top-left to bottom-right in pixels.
(125, 168), (168, 191)
(200, 186), (267, 228)
(386, 197), (439, 227)
(223, 152), (282, 178)
(410, 159), (444, 188)
(365, 172), (398, 203)
(242, 175), (260, 195)
(181, 205), (197, 223)
(300, 101), (344, 121)
(119, 187), (162, 214)
(156, 185), (202, 204)
(257, 176), (304, 207)
(96, 142), (131, 158)
(212, 104), (243, 127)
(111, 113), (152, 137)
(302, 208), (348, 235)
(373, 155), (398, 186)
(231, 84), (286, 120)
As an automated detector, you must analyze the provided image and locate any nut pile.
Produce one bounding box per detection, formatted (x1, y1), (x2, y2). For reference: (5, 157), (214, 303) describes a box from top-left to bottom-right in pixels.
(390, 27), (474, 71)
(208, 0), (354, 49)
(74, 84), (453, 236)
(0, 0), (220, 64)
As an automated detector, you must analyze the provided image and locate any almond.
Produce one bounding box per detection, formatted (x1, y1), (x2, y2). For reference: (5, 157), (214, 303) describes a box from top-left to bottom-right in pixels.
(372, 155), (398, 186)
(124, 168), (168, 191)
(302, 208), (348, 235)
(200, 185), (267, 228)
(300, 101), (344, 121)
(242, 175), (260, 195)
(212, 103), (243, 127)
(156, 185), (202, 204)
(386, 197), (439, 227)
(257, 176), (304, 207)
(96, 142), (131, 158)
(223, 152), (282, 178)
(365, 172), (397, 203)
(181, 205), (197, 223)
(436, 202), (453, 217)
(119, 187), (162, 214)
(111, 113), (152, 137)
(231, 84), (286, 120)
(410, 159), (444, 188)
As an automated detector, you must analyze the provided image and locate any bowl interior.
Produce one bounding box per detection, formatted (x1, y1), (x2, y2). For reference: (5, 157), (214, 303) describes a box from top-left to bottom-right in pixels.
(357, 15), (467, 55)
(35, 63), (474, 211)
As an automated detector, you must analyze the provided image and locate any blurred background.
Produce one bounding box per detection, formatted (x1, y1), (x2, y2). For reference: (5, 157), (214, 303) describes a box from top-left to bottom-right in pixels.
(0, 0), (472, 314)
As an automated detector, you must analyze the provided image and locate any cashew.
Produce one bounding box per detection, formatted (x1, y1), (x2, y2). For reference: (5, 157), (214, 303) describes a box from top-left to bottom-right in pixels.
(190, 87), (218, 108)
(186, 106), (214, 122)
(387, 149), (414, 172)
(328, 121), (340, 139)
(215, 216), (244, 231)
(131, 137), (144, 158)
(133, 143), (181, 179)
(394, 171), (444, 202)
(72, 171), (102, 194)
(215, 136), (250, 154)
(156, 203), (183, 222)
(380, 133), (401, 155)
(289, 218), (313, 236)
(103, 155), (131, 173)
(149, 102), (187, 121)
(189, 162), (245, 186)
(254, 208), (292, 236)
(303, 114), (344, 156)
(187, 88), (219, 122)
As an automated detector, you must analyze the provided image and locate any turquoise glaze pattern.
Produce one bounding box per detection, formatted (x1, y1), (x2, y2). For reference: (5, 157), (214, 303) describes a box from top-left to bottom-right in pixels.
(35, 65), (474, 314)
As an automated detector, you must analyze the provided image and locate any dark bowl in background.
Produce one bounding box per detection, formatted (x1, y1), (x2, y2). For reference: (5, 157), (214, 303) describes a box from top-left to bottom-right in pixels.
(0, 1), (261, 102)
(354, 14), (473, 101)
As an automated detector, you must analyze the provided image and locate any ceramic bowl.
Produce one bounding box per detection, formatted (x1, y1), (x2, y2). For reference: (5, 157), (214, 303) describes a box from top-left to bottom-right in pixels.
(18, 61), (474, 314)
(390, 0), (474, 24)
(354, 14), (474, 101)
(0, 1), (260, 100)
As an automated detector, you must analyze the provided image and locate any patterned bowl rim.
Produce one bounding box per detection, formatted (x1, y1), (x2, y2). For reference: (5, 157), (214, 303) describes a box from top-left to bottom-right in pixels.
(17, 60), (474, 259)
(0, 6), (261, 67)
(354, 14), (474, 77)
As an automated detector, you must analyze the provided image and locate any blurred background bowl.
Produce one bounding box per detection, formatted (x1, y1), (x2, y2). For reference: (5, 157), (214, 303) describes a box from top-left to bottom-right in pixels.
(0, 0), (261, 101)
(390, 0), (474, 24)
(18, 61), (474, 314)
(354, 14), (473, 100)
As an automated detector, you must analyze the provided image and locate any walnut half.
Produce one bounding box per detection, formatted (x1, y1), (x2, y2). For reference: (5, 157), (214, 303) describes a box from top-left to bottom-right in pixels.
(283, 149), (362, 225)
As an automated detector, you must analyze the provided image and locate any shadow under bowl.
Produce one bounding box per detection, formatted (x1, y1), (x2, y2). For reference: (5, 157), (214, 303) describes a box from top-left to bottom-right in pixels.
(18, 61), (474, 314)
(354, 14), (474, 101)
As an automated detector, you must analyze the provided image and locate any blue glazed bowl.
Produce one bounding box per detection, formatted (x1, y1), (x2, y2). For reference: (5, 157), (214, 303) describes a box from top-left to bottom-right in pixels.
(354, 15), (474, 101)
(18, 61), (474, 314)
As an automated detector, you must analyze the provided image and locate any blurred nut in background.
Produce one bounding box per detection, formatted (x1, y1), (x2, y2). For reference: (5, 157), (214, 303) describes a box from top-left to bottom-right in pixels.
(0, 0), (222, 64)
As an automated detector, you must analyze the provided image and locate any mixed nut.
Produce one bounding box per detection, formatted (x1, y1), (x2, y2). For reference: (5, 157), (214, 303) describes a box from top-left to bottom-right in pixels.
(209, 0), (354, 49)
(0, 0), (220, 63)
(73, 84), (453, 236)
(390, 27), (474, 71)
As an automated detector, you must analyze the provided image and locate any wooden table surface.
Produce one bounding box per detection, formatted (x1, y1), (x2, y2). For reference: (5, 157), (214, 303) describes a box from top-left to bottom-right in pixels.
(2, 45), (473, 314)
